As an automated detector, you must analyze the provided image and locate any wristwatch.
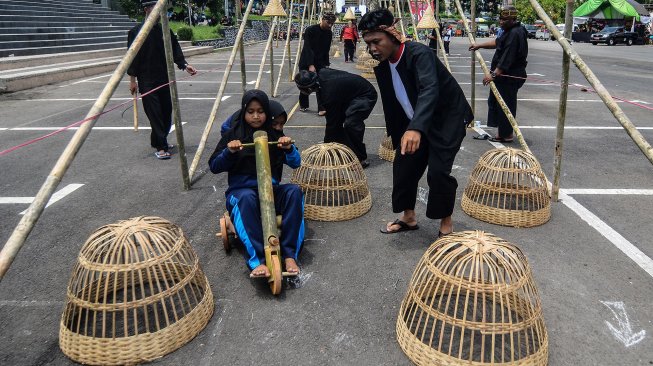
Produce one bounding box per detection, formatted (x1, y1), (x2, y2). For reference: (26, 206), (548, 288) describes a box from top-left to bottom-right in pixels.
(490, 71), (497, 78)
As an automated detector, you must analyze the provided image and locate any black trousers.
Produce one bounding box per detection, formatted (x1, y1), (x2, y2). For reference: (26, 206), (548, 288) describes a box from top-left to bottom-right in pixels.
(443, 41), (450, 54)
(299, 89), (324, 111)
(487, 79), (524, 136)
(344, 40), (356, 61)
(140, 83), (172, 151)
(392, 139), (459, 219)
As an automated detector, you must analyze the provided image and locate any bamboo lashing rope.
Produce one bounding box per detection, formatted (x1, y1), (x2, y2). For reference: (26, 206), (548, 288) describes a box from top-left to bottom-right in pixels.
(188, 0), (255, 180)
(0, 0), (170, 281)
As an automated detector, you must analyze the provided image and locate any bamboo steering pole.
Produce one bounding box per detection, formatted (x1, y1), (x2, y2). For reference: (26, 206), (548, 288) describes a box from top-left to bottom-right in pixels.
(188, 0), (255, 180)
(526, 0), (653, 166)
(0, 0), (169, 281)
(453, 0), (531, 154)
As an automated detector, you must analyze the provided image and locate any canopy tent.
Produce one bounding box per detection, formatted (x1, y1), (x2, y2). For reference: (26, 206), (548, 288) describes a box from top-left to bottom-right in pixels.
(573, 0), (649, 21)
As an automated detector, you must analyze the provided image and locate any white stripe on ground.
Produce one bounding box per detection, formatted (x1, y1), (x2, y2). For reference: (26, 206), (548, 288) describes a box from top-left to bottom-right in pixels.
(0, 197), (33, 204)
(18, 183), (84, 215)
(10, 122), (187, 131)
(0, 300), (65, 307)
(558, 190), (653, 278)
(472, 126), (504, 148)
(562, 189), (653, 195)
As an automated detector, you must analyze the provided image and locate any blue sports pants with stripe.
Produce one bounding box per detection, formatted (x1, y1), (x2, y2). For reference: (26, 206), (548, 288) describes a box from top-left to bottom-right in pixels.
(226, 184), (305, 270)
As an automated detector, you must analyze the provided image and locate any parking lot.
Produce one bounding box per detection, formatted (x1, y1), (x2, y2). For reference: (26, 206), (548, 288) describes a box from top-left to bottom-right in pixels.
(1, 37), (652, 365)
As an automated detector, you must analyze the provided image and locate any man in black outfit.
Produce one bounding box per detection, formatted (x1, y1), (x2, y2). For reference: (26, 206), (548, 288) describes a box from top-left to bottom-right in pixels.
(128, 0), (197, 160)
(359, 9), (473, 237)
(298, 12), (336, 115)
(469, 6), (528, 142)
(294, 69), (377, 167)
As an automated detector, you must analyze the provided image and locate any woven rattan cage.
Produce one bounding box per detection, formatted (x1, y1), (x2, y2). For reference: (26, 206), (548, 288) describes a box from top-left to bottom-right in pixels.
(360, 59), (378, 79)
(416, 5), (438, 29)
(397, 230), (548, 366)
(356, 51), (372, 70)
(262, 0), (287, 17)
(343, 8), (356, 20)
(59, 216), (214, 365)
(461, 148), (551, 228)
(378, 134), (395, 162)
(291, 143), (372, 221)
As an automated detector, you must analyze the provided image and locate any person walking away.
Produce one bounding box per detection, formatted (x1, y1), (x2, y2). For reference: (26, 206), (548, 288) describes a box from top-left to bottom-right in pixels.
(443, 26), (453, 55)
(294, 69), (377, 168)
(298, 12), (336, 115)
(469, 6), (528, 142)
(128, 0), (197, 160)
(340, 20), (359, 62)
(358, 9), (473, 238)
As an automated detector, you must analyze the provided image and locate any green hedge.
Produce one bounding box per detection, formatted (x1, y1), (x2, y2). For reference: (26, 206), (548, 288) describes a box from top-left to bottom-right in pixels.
(177, 26), (194, 41)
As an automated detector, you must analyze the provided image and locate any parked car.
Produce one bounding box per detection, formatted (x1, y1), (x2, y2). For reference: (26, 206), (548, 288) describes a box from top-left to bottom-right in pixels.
(524, 24), (537, 39)
(535, 28), (550, 40)
(591, 26), (638, 45)
(476, 24), (490, 38)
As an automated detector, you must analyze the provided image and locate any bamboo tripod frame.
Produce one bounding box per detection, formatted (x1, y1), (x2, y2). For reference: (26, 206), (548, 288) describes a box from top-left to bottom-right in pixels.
(0, 0), (170, 281)
(161, 6), (190, 190)
(255, 16), (278, 90)
(434, 26), (450, 71)
(188, 0), (255, 180)
(291, 0), (312, 80)
(452, 0), (531, 155)
(394, 0), (407, 39)
(273, 0), (296, 97)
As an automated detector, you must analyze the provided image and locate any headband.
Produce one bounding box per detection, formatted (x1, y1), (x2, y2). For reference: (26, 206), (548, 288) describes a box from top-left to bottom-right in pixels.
(361, 19), (406, 43)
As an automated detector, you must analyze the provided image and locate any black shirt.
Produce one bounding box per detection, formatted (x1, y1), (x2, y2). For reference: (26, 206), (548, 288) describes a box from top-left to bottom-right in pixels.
(127, 23), (188, 84)
(298, 24), (332, 71)
(491, 22), (528, 78)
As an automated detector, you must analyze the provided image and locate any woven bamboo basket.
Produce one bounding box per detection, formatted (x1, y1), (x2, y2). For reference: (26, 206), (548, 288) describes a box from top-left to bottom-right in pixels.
(291, 143), (372, 221)
(461, 148), (550, 228)
(361, 58), (379, 79)
(356, 52), (372, 70)
(59, 216), (214, 365)
(416, 5), (438, 29)
(396, 230), (548, 366)
(262, 0), (287, 17)
(378, 134), (395, 162)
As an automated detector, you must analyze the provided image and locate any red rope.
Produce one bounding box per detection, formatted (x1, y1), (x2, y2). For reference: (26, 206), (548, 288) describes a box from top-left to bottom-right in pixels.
(0, 68), (220, 157)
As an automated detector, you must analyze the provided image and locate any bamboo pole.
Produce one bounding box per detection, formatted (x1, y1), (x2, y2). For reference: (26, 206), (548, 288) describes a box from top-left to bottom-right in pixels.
(470, 0), (476, 115)
(552, 0), (574, 201)
(255, 16), (277, 89)
(132, 93), (138, 131)
(0, 0), (169, 281)
(395, 0), (406, 38)
(160, 3), (190, 191)
(274, 0), (295, 96)
(527, 0), (653, 165)
(270, 25), (275, 95)
(434, 26), (450, 71)
(188, 0), (255, 180)
(236, 0), (247, 92)
(291, 0), (309, 79)
(452, 0), (531, 154)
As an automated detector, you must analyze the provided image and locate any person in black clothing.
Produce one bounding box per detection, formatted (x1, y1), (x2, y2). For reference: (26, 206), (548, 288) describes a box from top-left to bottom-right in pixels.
(298, 12), (336, 115)
(128, 0), (197, 160)
(294, 69), (377, 167)
(469, 6), (528, 142)
(358, 9), (473, 237)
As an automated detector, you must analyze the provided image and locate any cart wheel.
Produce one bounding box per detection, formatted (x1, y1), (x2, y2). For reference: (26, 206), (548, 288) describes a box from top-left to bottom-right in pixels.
(220, 215), (230, 252)
(269, 254), (283, 295)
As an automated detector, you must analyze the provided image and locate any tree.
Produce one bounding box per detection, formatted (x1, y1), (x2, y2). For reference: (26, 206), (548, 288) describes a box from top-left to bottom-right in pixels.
(514, 0), (566, 24)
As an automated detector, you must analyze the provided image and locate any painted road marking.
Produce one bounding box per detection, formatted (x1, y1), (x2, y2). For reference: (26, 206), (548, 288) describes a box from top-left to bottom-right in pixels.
(15, 96), (232, 101)
(562, 189), (653, 195)
(600, 301), (646, 347)
(0, 184), (84, 214)
(9, 122), (187, 131)
(558, 190), (653, 278)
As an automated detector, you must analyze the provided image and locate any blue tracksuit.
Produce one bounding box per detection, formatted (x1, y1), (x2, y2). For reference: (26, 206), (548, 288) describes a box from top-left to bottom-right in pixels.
(209, 145), (304, 270)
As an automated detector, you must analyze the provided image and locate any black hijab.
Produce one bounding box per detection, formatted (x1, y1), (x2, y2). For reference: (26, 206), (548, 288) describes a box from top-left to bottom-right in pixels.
(211, 90), (286, 180)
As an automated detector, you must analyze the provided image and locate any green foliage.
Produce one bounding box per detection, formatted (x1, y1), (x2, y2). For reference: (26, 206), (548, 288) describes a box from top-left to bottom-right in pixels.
(119, 0), (142, 19)
(515, 0), (567, 24)
(177, 26), (194, 41)
(170, 21), (223, 41)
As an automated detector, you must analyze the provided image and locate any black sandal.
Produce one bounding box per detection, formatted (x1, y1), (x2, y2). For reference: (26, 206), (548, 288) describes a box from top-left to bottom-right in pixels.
(380, 219), (419, 234)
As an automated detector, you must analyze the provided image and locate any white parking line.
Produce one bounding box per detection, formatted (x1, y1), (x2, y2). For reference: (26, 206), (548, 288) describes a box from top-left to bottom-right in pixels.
(562, 189), (653, 195)
(558, 190), (653, 278)
(0, 184), (84, 214)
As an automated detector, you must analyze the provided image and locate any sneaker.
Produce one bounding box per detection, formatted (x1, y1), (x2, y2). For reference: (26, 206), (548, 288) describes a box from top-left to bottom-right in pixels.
(300, 107), (309, 112)
(155, 151), (171, 160)
(318, 110), (326, 116)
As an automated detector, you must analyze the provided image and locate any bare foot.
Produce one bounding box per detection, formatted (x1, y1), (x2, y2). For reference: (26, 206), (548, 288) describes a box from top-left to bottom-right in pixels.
(284, 258), (300, 274)
(439, 216), (453, 236)
(250, 264), (270, 278)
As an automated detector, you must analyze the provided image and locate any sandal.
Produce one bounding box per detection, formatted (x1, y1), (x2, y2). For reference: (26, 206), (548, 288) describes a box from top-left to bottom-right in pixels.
(473, 134), (490, 140)
(489, 137), (514, 143)
(380, 219), (419, 234)
(155, 151), (171, 160)
(438, 231), (453, 238)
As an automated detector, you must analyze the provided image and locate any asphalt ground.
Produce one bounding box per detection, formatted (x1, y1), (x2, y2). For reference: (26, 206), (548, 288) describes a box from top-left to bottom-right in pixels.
(0, 37), (652, 365)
